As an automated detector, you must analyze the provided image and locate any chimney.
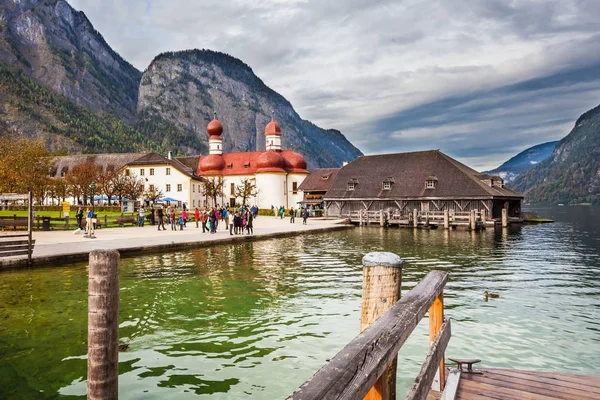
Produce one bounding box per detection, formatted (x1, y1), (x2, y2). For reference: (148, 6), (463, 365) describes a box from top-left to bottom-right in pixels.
(168, 151), (172, 160)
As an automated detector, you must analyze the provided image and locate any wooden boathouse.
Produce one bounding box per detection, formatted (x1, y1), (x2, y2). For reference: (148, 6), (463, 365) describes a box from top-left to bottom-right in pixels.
(322, 150), (524, 227)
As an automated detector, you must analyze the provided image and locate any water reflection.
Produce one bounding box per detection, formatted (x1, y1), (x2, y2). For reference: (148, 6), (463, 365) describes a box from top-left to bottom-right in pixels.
(0, 207), (598, 399)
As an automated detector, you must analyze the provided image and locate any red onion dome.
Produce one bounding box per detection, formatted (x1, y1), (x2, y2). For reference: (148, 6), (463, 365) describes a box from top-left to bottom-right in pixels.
(198, 154), (225, 174)
(256, 150), (285, 173)
(285, 151), (307, 170)
(265, 118), (281, 136)
(207, 118), (223, 136)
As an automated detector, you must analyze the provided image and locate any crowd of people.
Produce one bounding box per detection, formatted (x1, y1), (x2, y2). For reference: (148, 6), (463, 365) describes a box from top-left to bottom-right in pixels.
(136, 204), (262, 235)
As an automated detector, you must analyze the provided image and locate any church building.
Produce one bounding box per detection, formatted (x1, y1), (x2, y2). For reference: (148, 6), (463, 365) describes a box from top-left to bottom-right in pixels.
(196, 114), (310, 209)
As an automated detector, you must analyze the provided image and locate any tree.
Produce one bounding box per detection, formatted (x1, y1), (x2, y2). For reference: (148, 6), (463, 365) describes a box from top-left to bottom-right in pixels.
(64, 162), (101, 205)
(123, 173), (145, 204)
(144, 185), (163, 203)
(97, 169), (119, 205)
(47, 177), (69, 204)
(201, 177), (224, 207)
(234, 178), (258, 207)
(0, 133), (54, 196)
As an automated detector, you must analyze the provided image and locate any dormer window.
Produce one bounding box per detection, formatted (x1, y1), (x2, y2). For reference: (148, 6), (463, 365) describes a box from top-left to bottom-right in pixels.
(347, 178), (358, 191)
(425, 176), (438, 189)
(244, 162), (250, 168)
(227, 163), (233, 170)
(322, 175), (329, 180)
(382, 177), (394, 190)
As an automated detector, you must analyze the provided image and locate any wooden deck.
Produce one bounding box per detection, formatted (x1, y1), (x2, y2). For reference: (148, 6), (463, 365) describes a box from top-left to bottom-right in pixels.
(453, 368), (600, 400)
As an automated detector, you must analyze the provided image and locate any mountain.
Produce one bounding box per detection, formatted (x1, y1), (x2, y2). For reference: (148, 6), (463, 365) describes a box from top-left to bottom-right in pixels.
(512, 104), (600, 204)
(138, 50), (362, 169)
(0, 1), (362, 168)
(484, 141), (558, 182)
(0, 0), (140, 121)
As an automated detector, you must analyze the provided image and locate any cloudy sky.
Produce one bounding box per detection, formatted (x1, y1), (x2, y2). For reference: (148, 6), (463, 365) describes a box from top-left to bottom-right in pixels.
(69, 0), (600, 170)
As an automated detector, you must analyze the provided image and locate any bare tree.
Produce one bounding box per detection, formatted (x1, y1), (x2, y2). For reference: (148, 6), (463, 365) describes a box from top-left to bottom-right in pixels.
(143, 185), (164, 204)
(201, 177), (224, 207)
(65, 162), (101, 205)
(234, 178), (258, 207)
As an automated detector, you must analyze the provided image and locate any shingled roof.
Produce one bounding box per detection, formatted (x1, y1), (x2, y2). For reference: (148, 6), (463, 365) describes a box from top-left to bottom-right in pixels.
(127, 153), (202, 180)
(325, 150), (523, 200)
(298, 168), (340, 192)
(51, 153), (146, 178)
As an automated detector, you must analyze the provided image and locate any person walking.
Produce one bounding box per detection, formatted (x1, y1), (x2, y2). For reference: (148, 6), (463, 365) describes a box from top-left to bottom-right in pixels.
(138, 206), (145, 227)
(201, 211), (208, 233)
(76, 207), (83, 230)
(194, 208), (200, 228)
(290, 207), (295, 223)
(246, 211), (254, 235)
(182, 209), (188, 227)
(228, 210), (234, 235)
(157, 206), (166, 231)
(85, 207), (95, 237)
(170, 208), (177, 231)
(303, 208), (309, 225)
(149, 206), (155, 225)
(279, 206), (284, 219)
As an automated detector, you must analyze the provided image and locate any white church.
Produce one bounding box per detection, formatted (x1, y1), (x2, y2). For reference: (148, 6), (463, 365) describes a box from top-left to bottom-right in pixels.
(196, 114), (310, 209)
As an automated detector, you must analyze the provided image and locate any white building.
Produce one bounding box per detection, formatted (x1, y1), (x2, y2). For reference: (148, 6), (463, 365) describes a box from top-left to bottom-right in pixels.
(124, 153), (204, 209)
(196, 115), (310, 209)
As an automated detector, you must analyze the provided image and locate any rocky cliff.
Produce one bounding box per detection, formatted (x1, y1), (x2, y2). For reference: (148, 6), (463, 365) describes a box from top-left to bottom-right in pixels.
(484, 141), (558, 182)
(512, 104), (600, 204)
(138, 50), (362, 169)
(0, 0), (141, 121)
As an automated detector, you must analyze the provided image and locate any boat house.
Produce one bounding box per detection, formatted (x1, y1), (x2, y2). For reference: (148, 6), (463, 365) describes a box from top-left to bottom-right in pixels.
(323, 150), (523, 222)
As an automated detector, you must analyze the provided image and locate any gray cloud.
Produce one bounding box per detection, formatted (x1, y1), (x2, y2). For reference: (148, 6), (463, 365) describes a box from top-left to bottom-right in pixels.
(69, 0), (600, 170)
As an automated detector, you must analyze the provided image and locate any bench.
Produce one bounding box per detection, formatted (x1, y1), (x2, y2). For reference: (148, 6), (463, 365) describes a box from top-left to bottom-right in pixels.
(0, 234), (35, 258)
(114, 216), (138, 227)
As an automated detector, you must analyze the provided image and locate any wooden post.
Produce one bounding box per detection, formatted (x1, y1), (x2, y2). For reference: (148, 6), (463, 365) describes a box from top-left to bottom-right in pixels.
(27, 192), (32, 265)
(359, 209), (363, 226)
(429, 291), (445, 392)
(470, 210), (476, 231)
(88, 250), (120, 400)
(443, 210), (449, 229)
(481, 209), (486, 223)
(380, 210), (384, 227)
(413, 208), (418, 228)
(361, 252), (403, 400)
(502, 208), (508, 227)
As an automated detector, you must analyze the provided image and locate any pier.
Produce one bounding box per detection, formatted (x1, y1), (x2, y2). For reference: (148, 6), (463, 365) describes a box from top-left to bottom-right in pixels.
(290, 251), (599, 400)
(348, 209), (521, 229)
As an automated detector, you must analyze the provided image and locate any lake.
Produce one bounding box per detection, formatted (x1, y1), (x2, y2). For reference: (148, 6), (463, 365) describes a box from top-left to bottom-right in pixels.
(1, 206), (599, 398)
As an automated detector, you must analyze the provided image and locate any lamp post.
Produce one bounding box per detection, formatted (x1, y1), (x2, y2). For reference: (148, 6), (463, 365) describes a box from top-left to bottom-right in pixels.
(90, 181), (96, 217)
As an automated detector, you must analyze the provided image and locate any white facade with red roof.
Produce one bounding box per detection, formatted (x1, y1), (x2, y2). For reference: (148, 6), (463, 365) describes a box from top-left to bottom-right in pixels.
(196, 115), (310, 208)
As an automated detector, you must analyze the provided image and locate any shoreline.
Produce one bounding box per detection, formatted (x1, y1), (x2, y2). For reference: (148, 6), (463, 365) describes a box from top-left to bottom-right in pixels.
(0, 218), (352, 270)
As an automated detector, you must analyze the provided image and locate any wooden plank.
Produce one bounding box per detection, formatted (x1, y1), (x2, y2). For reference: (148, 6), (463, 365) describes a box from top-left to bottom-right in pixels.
(459, 379), (550, 400)
(0, 244), (32, 252)
(464, 371), (598, 399)
(0, 234), (29, 238)
(441, 369), (460, 400)
(0, 239), (30, 246)
(0, 249), (31, 257)
(477, 368), (600, 393)
(290, 271), (449, 400)
(406, 318), (451, 400)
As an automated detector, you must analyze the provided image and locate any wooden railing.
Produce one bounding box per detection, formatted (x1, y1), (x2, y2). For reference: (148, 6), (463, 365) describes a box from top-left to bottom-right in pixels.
(290, 252), (450, 400)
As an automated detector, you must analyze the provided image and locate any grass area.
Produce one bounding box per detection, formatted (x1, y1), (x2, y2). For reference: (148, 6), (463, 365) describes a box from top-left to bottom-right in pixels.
(0, 210), (133, 218)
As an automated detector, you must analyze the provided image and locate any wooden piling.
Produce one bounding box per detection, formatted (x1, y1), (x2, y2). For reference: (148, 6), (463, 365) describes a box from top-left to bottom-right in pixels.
(502, 208), (508, 227)
(360, 209), (364, 226)
(88, 249), (120, 400)
(481, 209), (486, 223)
(429, 291), (445, 392)
(361, 252), (403, 400)
(470, 210), (476, 231)
(443, 210), (449, 229)
(413, 209), (418, 228)
(380, 210), (384, 227)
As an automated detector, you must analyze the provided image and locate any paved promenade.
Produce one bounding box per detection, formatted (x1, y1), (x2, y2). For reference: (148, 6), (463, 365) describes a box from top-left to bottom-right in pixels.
(0, 217), (350, 269)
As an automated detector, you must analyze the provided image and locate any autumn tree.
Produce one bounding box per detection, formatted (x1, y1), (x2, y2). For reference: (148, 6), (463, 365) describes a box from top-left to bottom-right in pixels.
(144, 185), (164, 203)
(96, 169), (119, 205)
(201, 177), (224, 207)
(64, 162), (101, 205)
(0, 133), (54, 197)
(234, 178), (258, 207)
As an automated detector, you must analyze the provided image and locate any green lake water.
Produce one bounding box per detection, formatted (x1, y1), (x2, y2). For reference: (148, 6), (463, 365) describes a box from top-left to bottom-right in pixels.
(1, 206), (599, 399)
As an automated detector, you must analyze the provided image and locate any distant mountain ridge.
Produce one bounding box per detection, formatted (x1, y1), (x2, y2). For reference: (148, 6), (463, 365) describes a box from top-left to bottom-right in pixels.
(0, 0), (362, 168)
(512, 104), (600, 204)
(484, 141), (558, 182)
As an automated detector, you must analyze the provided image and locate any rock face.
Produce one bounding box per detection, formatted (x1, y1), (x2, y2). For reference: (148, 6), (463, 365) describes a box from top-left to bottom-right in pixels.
(0, 0), (141, 121)
(512, 104), (600, 204)
(138, 50), (363, 169)
(484, 141), (558, 182)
